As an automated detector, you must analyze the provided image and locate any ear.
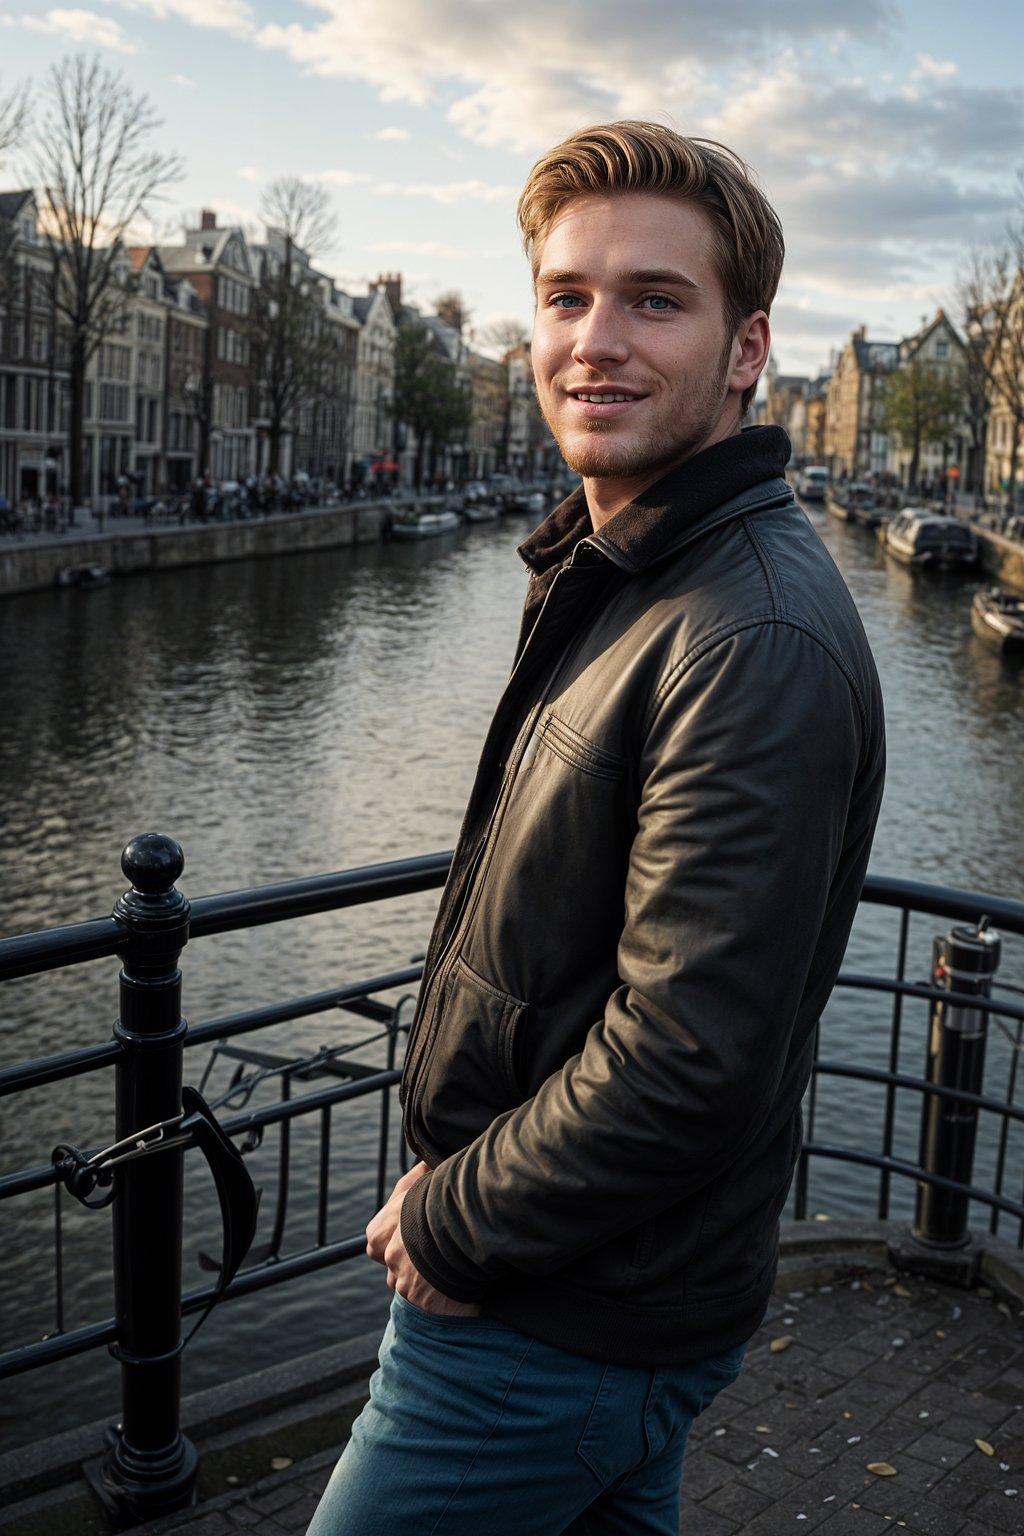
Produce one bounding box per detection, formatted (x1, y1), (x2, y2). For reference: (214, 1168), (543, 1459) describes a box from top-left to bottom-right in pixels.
(728, 311), (771, 397)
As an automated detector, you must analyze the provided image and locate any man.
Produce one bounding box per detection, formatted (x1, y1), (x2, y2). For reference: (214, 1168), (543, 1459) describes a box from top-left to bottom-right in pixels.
(308, 121), (885, 1535)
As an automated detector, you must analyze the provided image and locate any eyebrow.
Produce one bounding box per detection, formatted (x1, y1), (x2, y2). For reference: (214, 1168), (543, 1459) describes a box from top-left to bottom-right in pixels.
(535, 267), (703, 293)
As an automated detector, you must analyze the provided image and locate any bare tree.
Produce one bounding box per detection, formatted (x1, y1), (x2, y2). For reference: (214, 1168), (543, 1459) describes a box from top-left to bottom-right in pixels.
(261, 176), (337, 263)
(251, 177), (342, 478)
(32, 54), (182, 508)
(435, 290), (472, 341)
(957, 184), (1024, 514)
(0, 75), (29, 162)
(478, 316), (528, 358)
(0, 76), (31, 309)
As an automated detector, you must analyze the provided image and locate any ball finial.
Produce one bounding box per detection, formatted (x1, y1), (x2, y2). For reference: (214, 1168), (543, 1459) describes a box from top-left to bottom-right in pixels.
(120, 833), (185, 894)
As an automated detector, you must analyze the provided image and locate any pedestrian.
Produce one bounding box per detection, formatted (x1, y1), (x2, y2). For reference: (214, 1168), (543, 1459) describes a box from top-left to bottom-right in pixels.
(307, 120), (885, 1536)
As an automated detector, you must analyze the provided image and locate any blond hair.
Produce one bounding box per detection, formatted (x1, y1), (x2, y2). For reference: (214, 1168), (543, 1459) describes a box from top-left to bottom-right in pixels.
(517, 120), (784, 341)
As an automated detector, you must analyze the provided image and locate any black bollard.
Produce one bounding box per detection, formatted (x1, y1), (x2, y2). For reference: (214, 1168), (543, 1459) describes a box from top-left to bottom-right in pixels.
(913, 919), (1001, 1249)
(103, 833), (198, 1520)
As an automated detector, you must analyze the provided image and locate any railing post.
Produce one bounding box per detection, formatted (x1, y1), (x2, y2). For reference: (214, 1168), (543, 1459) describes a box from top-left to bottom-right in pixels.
(913, 919), (1001, 1249)
(103, 833), (198, 1520)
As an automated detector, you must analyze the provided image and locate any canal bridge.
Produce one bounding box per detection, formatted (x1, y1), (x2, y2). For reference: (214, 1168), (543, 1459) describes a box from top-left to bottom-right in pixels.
(2, 836), (1024, 1535)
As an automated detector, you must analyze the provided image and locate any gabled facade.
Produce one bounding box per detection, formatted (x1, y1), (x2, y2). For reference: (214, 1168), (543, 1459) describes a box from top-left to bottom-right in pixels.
(127, 249), (169, 497)
(0, 191), (70, 509)
(803, 375), (831, 466)
(159, 212), (256, 483)
(164, 275), (208, 492)
(350, 284), (396, 485)
(888, 309), (970, 491)
(764, 368), (809, 460)
(825, 326), (899, 477)
(467, 351), (504, 481)
(506, 342), (559, 480)
(291, 274), (359, 488)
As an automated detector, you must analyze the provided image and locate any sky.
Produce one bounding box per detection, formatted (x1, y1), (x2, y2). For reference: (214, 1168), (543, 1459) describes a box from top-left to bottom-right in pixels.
(1, 0), (1022, 380)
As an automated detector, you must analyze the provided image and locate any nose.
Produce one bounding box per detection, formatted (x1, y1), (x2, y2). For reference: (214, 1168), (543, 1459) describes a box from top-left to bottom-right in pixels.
(570, 299), (629, 369)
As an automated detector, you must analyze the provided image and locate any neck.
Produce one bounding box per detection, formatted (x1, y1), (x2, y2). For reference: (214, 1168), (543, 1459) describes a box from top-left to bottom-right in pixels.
(583, 416), (744, 531)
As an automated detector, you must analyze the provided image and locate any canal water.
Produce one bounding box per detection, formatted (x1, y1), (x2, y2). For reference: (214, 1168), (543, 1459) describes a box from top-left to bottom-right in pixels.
(2, 504), (1023, 1453)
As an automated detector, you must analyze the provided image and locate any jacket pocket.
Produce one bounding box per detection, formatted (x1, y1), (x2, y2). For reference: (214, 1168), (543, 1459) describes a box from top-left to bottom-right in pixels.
(536, 712), (627, 781)
(412, 953), (529, 1152)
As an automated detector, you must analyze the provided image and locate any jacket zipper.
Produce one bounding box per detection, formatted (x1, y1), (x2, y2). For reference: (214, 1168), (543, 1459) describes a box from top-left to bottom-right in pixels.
(402, 546), (611, 1140)
(402, 698), (544, 1144)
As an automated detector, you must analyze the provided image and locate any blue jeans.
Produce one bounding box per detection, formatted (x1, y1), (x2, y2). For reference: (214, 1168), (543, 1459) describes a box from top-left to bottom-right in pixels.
(306, 1293), (745, 1535)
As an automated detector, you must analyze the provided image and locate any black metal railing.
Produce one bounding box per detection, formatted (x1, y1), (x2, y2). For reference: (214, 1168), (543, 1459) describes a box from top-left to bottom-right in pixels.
(2, 839), (1024, 1521)
(795, 876), (1024, 1243)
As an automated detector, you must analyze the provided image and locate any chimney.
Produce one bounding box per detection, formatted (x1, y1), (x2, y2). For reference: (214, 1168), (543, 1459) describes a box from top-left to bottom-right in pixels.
(375, 272), (402, 314)
(853, 324), (866, 341)
(200, 210), (217, 231)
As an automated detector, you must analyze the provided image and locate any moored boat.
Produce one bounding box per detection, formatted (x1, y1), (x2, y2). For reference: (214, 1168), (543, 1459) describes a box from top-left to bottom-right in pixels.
(878, 510), (978, 570)
(847, 486), (886, 528)
(390, 507), (462, 541)
(832, 482), (880, 526)
(971, 586), (1024, 653)
(56, 561), (111, 588)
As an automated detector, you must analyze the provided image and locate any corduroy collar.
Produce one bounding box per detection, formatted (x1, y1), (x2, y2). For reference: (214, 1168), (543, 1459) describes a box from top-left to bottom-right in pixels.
(519, 425), (792, 577)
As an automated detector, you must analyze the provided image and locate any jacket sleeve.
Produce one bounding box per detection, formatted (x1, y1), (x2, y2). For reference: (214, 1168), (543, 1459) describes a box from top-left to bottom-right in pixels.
(401, 621), (869, 1301)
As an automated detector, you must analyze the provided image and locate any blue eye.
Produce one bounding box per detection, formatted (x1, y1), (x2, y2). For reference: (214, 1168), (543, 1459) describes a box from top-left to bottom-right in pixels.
(642, 295), (675, 310)
(550, 294), (584, 309)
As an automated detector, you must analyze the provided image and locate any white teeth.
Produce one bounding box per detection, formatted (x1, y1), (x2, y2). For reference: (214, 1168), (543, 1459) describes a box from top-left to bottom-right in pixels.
(576, 393), (629, 403)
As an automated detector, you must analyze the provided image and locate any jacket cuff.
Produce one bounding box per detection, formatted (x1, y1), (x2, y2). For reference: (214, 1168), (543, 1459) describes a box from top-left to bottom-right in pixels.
(401, 1173), (490, 1304)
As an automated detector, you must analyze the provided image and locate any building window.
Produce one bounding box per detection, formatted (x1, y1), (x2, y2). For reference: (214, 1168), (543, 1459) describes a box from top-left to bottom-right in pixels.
(0, 373), (16, 428)
(99, 383), (129, 421)
(100, 343), (131, 381)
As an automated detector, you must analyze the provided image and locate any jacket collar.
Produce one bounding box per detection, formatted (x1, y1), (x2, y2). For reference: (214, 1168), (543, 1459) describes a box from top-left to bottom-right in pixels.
(519, 425), (793, 578)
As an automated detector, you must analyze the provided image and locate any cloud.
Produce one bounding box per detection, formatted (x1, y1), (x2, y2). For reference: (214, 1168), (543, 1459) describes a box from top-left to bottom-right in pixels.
(310, 168), (513, 204)
(376, 179), (515, 204)
(311, 168), (374, 188)
(22, 7), (136, 51)
(708, 65), (1024, 178)
(253, 0), (893, 149)
(376, 127), (410, 141)
(105, 0), (253, 35)
(698, 62), (1023, 306)
(168, 72), (195, 86)
(912, 52), (957, 81)
(367, 239), (463, 258)
(771, 299), (860, 341)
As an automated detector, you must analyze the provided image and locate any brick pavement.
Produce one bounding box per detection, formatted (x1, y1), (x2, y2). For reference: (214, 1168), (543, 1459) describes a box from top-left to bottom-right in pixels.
(123, 1263), (1024, 1536)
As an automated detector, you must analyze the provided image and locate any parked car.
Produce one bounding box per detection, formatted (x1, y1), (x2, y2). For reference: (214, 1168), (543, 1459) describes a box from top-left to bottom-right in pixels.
(797, 465), (829, 502)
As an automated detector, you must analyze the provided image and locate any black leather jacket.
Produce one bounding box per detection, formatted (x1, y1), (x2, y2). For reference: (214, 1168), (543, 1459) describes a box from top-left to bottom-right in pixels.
(400, 428), (885, 1367)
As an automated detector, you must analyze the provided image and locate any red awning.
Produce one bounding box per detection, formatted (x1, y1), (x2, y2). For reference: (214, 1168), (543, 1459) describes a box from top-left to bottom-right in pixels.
(370, 460), (400, 472)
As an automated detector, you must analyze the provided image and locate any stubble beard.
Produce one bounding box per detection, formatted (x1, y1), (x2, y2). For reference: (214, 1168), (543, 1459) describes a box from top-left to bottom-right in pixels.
(543, 341), (735, 484)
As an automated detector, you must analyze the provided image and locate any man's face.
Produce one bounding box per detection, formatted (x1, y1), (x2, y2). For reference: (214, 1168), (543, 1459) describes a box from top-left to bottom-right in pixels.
(531, 193), (755, 505)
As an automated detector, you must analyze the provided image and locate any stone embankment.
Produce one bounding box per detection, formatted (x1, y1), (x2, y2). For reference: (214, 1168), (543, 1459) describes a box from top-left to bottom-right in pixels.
(0, 501), (390, 598)
(975, 524), (1024, 592)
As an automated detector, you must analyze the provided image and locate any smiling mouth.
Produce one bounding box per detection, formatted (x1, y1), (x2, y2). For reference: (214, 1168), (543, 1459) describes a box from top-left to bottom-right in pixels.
(570, 392), (641, 403)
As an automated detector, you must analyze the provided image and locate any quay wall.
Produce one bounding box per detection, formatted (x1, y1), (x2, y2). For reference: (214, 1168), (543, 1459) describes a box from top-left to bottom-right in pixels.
(974, 523), (1024, 593)
(0, 502), (388, 598)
